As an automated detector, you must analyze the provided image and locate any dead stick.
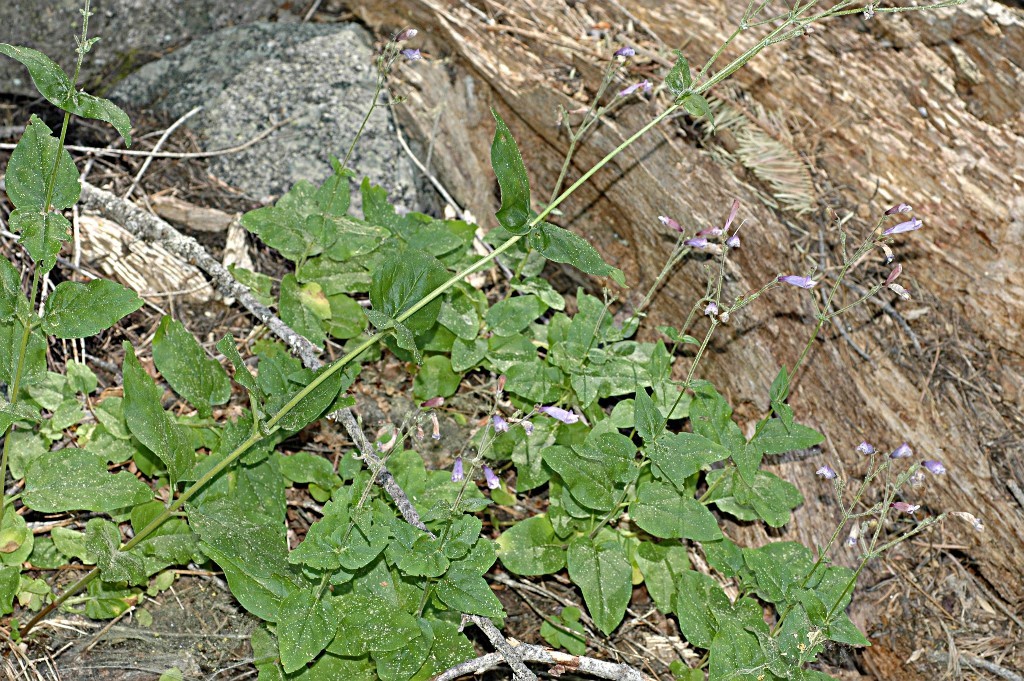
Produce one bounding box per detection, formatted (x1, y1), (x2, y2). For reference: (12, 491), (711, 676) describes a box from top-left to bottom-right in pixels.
(431, 642), (655, 681)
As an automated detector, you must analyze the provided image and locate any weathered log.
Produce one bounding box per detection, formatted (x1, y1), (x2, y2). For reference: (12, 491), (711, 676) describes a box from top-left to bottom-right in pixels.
(349, 0), (1024, 676)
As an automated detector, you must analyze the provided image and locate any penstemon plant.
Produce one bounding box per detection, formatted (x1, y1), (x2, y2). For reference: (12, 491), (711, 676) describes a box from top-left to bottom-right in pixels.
(0, 1), (972, 680)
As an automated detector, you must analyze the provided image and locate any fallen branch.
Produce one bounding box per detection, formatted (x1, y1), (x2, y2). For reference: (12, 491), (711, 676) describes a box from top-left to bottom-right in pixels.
(469, 616), (537, 681)
(431, 642), (656, 681)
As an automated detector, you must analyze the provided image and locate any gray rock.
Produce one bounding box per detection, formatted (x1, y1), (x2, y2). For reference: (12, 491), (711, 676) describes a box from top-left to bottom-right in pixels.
(0, 1), (281, 95)
(112, 22), (419, 208)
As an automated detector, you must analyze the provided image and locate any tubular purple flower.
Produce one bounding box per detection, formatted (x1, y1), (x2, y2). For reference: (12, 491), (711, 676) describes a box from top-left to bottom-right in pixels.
(538, 405), (579, 424)
(618, 80), (651, 97)
(704, 301), (719, 317)
(884, 203), (912, 215)
(697, 226), (723, 237)
(883, 217), (923, 235)
(891, 501), (920, 513)
(778, 275), (817, 289)
(614, 46), (636, 57)
(395, 28), (418, 42)
(493, 414), (509, 433)
(522, 420), (534, 435)
(922, 460), (946, 475)
(856, 441), (875, 455)
(420, 396), (444, 408)
(684, 237), (709, 250)
(496, 374), (506, 396)
(451, 457), (464, 482)
(890, 442), (913, 459)
(401, 48), (422, 60)
(726, 234), (740, 249)
(659, 215), (682, 232)
(816, 465), (838, 480)
(885, 263), (903, 285)
(483, 465), (500, 489)
(724, 199), (740, 232)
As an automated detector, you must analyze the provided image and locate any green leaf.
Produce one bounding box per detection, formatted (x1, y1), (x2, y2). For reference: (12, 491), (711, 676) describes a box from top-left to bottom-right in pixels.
(397, 534), (450, 578)
(279, 274), (327, 347)
(708, 619), (769, 681)
(43, 279), (140, 339)
(451, 336), (487, 372)
(376, 618), (435, 681)
(567, 536), (631, 635)
(216, 335), (264, 402)
(240, 181), (333, 262)
(504, 361), (564, 404)
(188, 497), (300, 622)
(543, 445), (616, 512)
(634, 541), (690, 614)
(152, 316), (231, 418)
(85, 518), (146, 585)
(122, 343), (193, 485)
(629, 479), (722, 541)
(24, 449), (153, 512)
(633, 387), (663, 444)
(10, 211), (70, 272)
(495, 515), (566, 576)
(331, 594), (421, 655)
(666, 50), (692, 96)
(689, 382), (745, 452)
(682, 93), (713, 126)
(0, 510), (33, 566)
(540, 606), (586, 655)
(512, 277), (566, 310)
(742, 541), (813, 605)
(0, 317), (46, 388)
(490, 109), (532, 234)
(369, 249), (449, 334)
(326, 293), (368, 340)
(529, 223), (626, 286)
(435, 566), (505, 617)
(0, 46), (131, 143)
(738, 470), (804, 528)
(672, 569), (731, 649)
(271, 363), (346, 433)
(750, 418), (824, 455)
(277, 587), (338, 673)
(413, 355), (461, 401)
(647, 431), (730, 491)
(0, 565), (20, 615)
(5, 115), (79, 212)
(411, 619), (475, 681)
(484, 294), (547, 336)
(66, 360), (98, 394)
(0, 258), (25, 322)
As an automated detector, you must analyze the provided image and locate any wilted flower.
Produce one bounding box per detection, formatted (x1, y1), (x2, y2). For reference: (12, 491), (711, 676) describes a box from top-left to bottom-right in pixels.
(885, 263), (903, 285)
(909, 470), (926, 488)
(724, 199), (740, 232)
(420, 396), (444, 408)
(522, 420), (534, 435)
(451, 457), (464, 482)
(614, 46), (636, 57)
(816, 465), (838, 480)
(778, 274), (817, 289)
(891, 501), (920, 513)
(659, 215), (682, 232)
(846, 523), (861, 547)
(922, 460), (946, 475)
(856, 441), (875, 455)
(719, 310), (730, 323)
(704, 301), (719, 317)
(885, 203), (912, 215)
(684, 237), (709, 250)
(493, 414), (509, 433)
(401, 48), (422, 60)
(430, 412), (441, 440)
(951, 511), (984, 532)
(697, 226), (723, 237)
(395, 28), (418, 42)
(880, 243), (895, 264)
(726, 234), (740, 249)
(538, 405), (580, 424)
(618, 80), (652, 96)
(890, 442), (913, 459)
(496, 374), (506, 396)
(864, 6), (876, 20)
(888, 283), (911, 300)
(883, 217), (923, 235)
(483, 465), (500, 489)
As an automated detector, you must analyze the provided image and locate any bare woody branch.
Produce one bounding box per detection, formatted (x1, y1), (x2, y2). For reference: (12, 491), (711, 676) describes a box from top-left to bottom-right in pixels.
(431, 642), (656, 681)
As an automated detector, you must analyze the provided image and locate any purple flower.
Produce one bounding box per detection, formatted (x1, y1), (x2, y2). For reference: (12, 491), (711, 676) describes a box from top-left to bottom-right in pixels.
(618, 80), (652, 97)
(614, 46), (636, 57)
(883, 217), (923, 235)
(778, 275), (817, 289)
(431, 412), (441, 440)
(891, 501), (920, 514)
(522, 420), (534, 435)
(420, 396), (444, 408)
(726, 234), (740, 249)
(890, 442), (913, 459)
(697, 226), (723, 237)
(395, 28), (418, 42)
(704, 301), (719, 317)
(659, 215), (682, 232)
(856, 441), (875, 455)
(684, 237), (709, 250)
(483, 465), (500, 489)
(724, 199), (740, 232)
(451, 457), (464, 482)
(538, 405), (579, 424)
(816, 465), (838, 480)
(885, 263), (902, 285)
(884, 203), (912, 215)
(922, 460), (946, 475)
(401, 48), (422, 60)
(493, 414), (509, 433)
(846, 524), (860, 547)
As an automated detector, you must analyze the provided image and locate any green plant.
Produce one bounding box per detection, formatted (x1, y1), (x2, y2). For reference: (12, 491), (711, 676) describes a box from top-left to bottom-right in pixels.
(0, 1), (973, 680)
